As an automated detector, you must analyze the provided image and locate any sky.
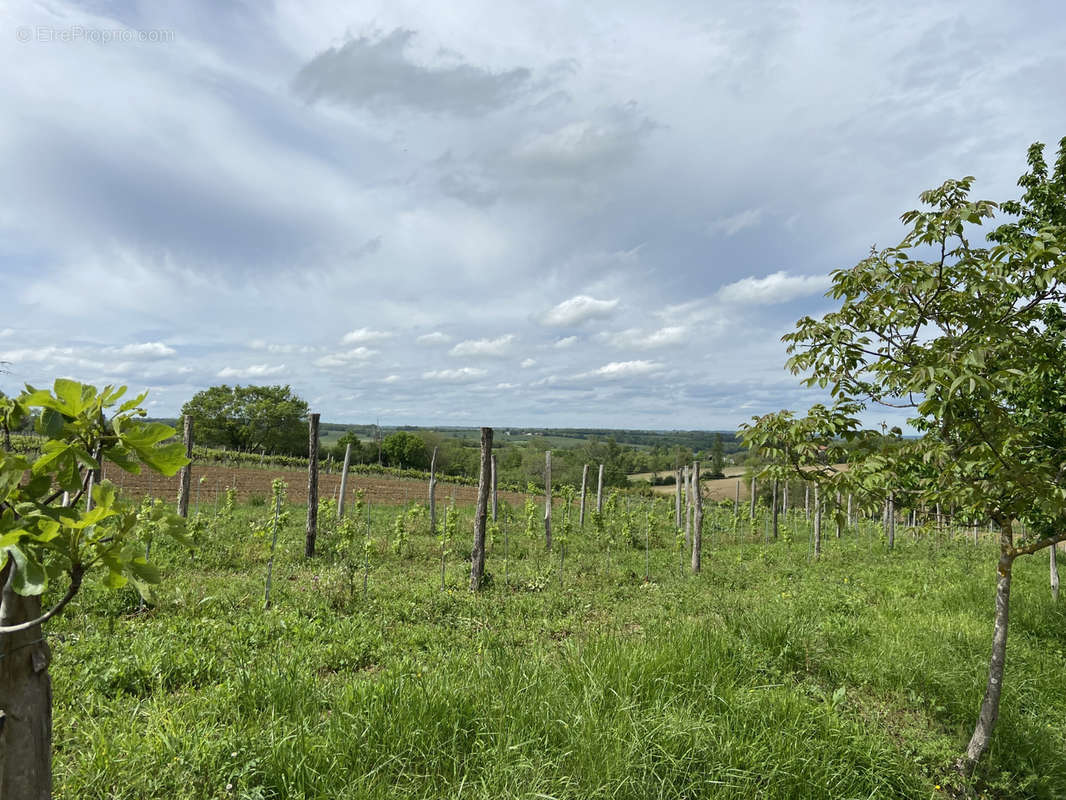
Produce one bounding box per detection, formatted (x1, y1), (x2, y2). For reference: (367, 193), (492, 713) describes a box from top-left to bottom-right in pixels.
(2, 0), (1065, 430)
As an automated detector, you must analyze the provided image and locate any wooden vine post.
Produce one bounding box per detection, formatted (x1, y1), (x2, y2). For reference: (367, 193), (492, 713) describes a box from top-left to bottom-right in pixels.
(886, 490), (896, 550)
(675, 467), (683, 529)
(176, 414), (193, 518)
(813, 484), (822, 558)
(596, 464), (604, 513)
(771, 478), (779, 539)
(1051, 545), (1060, 602)
(579, 463), (589, 527)
(337, 442), (352, 520)
(544, 450), (552, 550)
(304, 413), (319, 558)
(428, 446), (438, 533)
(691, 461), (703, 573)
(469, 427), (493, 591)
(491, 453), (498, 522)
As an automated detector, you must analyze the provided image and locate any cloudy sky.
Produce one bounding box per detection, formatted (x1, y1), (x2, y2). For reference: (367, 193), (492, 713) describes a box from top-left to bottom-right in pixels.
(2, 1), (1064, 429)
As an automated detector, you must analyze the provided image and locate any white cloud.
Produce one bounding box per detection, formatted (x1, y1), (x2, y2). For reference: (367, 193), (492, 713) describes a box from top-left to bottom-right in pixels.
(108, 342), (176, 358)
(217, 364), (287, 378)
(540, 295), (619, 327)
(496, 382), (518, 389)
(381, 374), (401, 383)
(449, 334), (515, 357)
(578, 360), (661, 379)
(707, 207), (763, 237)
(554, 336), (578, 348)
(0, 346), (77, 363)
(250, 341), (317, 354)
(600, 326), (685, 350)
(313, 347), (378, 368)
(716, 271), (830, 305)
(422, 367), (487, 382)
(416, 331), (452, 345)
(520, 358), (536, 368)
(341, 327), (393, 344)
(0, 329), (14, 338)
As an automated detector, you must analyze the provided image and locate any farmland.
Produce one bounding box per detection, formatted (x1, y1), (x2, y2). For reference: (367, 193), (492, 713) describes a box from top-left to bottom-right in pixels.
(43, 466), (1066, 799)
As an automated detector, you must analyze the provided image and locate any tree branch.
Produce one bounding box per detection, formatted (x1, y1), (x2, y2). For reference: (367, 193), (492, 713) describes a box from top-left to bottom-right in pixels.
(0, 563), (85, 634)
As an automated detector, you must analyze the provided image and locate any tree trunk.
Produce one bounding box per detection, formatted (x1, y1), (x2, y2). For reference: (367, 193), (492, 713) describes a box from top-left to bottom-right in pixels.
(691, 462), (703, 573)
(304, 413), (319, 558)
(470, 427), (493, 591)
(338, 443), (353, 520)
(958, 548), (1016, 776)
(0, 562), (52, 800)
(544, 451), (552, 550)
(847, 493), (853, 528)
(805, 484), (810, 521)
(734, 479), (740, 516)
(596, 464), (604, 513)
(750, 475), (757, 518)
(428, 447), (438, 533)
(176, 414), (193, 518)
(579, 464), (588, 527)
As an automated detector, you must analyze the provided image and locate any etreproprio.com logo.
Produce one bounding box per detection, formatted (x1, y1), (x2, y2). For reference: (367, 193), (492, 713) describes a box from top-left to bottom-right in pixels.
(16, 25), (175, 44)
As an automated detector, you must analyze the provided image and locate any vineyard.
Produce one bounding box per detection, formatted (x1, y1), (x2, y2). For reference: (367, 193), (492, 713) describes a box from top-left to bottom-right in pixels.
(43, 471), (1066, 799)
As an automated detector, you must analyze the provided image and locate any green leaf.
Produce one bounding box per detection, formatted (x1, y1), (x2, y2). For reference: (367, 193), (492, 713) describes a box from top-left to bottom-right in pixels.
(38, 407), (66, 438)
(5, 546), (47, 596)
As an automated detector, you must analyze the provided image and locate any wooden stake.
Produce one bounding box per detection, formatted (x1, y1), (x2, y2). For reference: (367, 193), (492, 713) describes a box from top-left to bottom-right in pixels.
(691, 461), (703, 573)
(176, 415), (193, 518)
(491, 453), (498, 522)
(338, 442), (352, 520)
(596, 464), (604, 513)
(544, 450), (552, 551)
(470, 427), (493, 591)
(304, 413), (319, 558)
(579, 463), (589, 527)
(429, 446), (438, 534)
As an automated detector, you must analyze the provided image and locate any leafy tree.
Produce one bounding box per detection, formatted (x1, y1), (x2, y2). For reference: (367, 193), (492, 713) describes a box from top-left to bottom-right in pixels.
(0, 380), (189, 797)
(381, 431), (429, 470)
(329, 430), (367, 464)
(709, 433), (725, 478)
(756, 138), (1066, 777)
(180, 384), (308, 455)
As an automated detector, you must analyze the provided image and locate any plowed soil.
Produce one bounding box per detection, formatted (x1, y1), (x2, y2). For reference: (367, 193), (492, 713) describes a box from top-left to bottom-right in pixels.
(104, 463), (528, 509)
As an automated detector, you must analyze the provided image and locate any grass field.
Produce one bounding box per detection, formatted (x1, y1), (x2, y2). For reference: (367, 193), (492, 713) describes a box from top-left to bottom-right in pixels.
(46, 485), (1066, 799)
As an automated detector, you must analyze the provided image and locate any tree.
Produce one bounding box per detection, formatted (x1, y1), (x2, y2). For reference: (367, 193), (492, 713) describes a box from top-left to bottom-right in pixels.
(180, 384), (308, 455)
(0, 379), (189, 798)
(768, 138), (1066, 777)
(330, 430), (366, 464)
(709, 433), (725, 478)
(381, 431), (429, 470)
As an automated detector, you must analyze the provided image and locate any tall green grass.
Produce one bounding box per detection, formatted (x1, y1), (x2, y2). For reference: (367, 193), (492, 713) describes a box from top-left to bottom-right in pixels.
(47, 501), (1066, 798)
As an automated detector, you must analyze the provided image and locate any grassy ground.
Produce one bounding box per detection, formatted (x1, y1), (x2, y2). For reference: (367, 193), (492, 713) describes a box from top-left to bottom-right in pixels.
(46, 496), (1066, 799)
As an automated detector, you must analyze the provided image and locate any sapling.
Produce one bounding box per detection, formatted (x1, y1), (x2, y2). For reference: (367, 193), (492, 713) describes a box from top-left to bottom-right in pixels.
(263, 479), (289, 609)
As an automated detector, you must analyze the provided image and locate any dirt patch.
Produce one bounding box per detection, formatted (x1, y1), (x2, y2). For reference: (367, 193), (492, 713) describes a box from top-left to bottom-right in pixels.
(102, 462), (528, 509)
